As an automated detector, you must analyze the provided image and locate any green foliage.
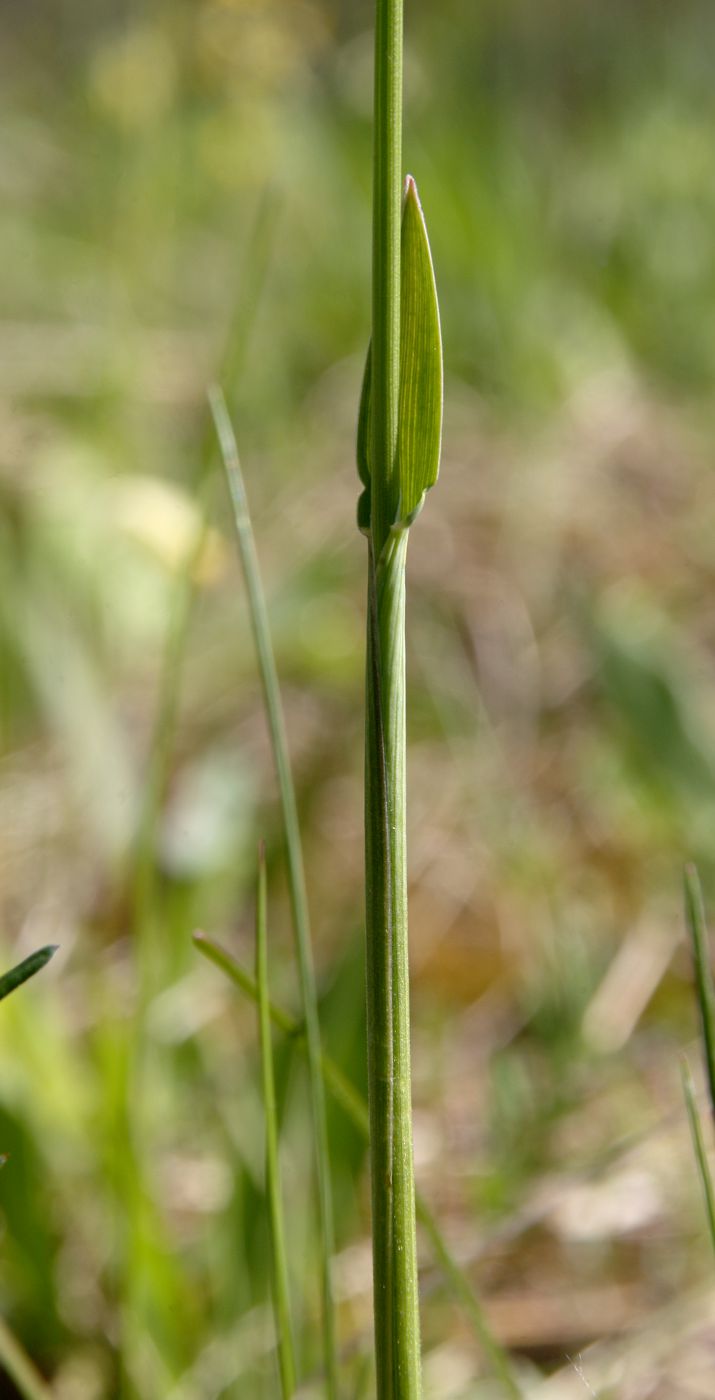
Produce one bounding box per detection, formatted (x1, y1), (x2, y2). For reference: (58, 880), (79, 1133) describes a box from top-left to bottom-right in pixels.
(195, 932), (521, 1395)
(211, 387), (338, 1397)
(0, 947), (57, 1004)
(682, 1058), (715, 1261)
(396, 178), (443, 527)
(358, 177), (443, 539)
(683, 867), (715, 1262)
(684, 864), (715, 1121)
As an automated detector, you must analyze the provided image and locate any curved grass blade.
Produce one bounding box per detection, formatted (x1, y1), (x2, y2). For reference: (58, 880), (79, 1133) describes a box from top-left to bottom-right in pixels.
(416, 1205), (522, 1400)
(0, 1315), (53, 1400)
(256, 845), (297, 1398)
(684, 864), (715, 1122)
(193, 932), (369, 1134)
(682, 1057), (715, 1259)
(209, 387), (338, 1399)
(193, 931), (522, 1398)
(0, 946), (57, 1004)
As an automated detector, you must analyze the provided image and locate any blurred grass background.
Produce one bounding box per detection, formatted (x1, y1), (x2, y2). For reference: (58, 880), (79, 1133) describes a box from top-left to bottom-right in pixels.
(2, 0), (715, 1395)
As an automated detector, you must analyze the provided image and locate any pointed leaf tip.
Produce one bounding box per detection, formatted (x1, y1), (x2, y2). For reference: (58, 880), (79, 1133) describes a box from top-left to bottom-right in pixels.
(0, 944), (58, 1003)
(397, 176), (443, 525)
(355, 176), (443, 539)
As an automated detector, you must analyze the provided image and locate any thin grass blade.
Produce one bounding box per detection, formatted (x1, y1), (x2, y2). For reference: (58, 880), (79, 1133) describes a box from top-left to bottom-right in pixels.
(684, 863), (715, 1121)
(416, 1204), (522, 1399)
(0, 946), (57, 1003)
(194, 931), (522, 1397)
(0, 1316), (53, 1400)
(193, 932), (369, 1133)
(256, 845), (297, 1398)
(209, 387), (338, 1399)
(682, 1057), (715, 1259)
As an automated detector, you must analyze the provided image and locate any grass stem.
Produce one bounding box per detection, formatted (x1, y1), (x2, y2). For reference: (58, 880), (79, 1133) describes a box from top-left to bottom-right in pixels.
(682, 1058), (715, 1259)
(371, 0), (403, 557)
(256, 844), (297, 1397)
(684, 864), (715, 1122)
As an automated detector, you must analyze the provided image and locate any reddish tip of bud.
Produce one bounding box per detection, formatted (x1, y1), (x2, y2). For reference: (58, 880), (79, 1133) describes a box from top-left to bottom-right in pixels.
(403, 174), (423, 216)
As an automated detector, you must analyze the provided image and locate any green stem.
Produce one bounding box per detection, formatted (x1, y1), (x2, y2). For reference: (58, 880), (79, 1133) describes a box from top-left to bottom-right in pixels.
(369, 1), (421, 1394)
(372, 0), (403, 558)
(684, 864), (715, 1123)
(210, 389), (338, 1399)
(256, 845), (297, 1397)
(682, 1058), (715, 1260)
(367, 532), (421, 1398)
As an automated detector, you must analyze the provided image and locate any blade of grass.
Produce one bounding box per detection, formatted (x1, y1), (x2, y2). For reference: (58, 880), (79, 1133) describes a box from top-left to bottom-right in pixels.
(364, 540), (398, 1397)
(684, 863), (715, 1121)
(256, 844), (297, 1398)
(0, 1314), (54, 1400)
(682, 1057), (715, 1259)
(0, 946), (57, 1003)
(193, 931), (522, 1398)
(194, 932), (369, 1135)
(118, 192), (282, 1384)
(208, 388), (338, 1400)
(132, 188), (281, 939)
(415, 1205), (522, 1400)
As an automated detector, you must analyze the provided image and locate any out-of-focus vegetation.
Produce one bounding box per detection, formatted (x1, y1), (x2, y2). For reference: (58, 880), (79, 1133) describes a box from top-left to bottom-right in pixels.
(2, 1), (715, 1395)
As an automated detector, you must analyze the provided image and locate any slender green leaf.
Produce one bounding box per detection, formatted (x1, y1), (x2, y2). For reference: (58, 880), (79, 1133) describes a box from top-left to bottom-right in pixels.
(209, 387), (338, 1399)
(417, 1205), (522, 1400)
(682, 1058), (715, 1260)
(256, 845), (296, 1398)
(0, 946), (57, 1004)
(396, 175), (443, 527)
(357, 176), (443, 542)
(684, 863), (715, 1121)
(193, 932), (369, 1133)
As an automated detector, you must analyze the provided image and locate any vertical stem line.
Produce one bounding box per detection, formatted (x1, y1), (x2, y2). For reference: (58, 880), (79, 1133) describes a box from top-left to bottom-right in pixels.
(369, 1), (421, 1396)
(378, 534), (421, 1398)
(365, 543), (396, 1394)
(366, 534), (422, 1398)
(256, 844), (297, 1398)
(372, 0), (403, 556)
